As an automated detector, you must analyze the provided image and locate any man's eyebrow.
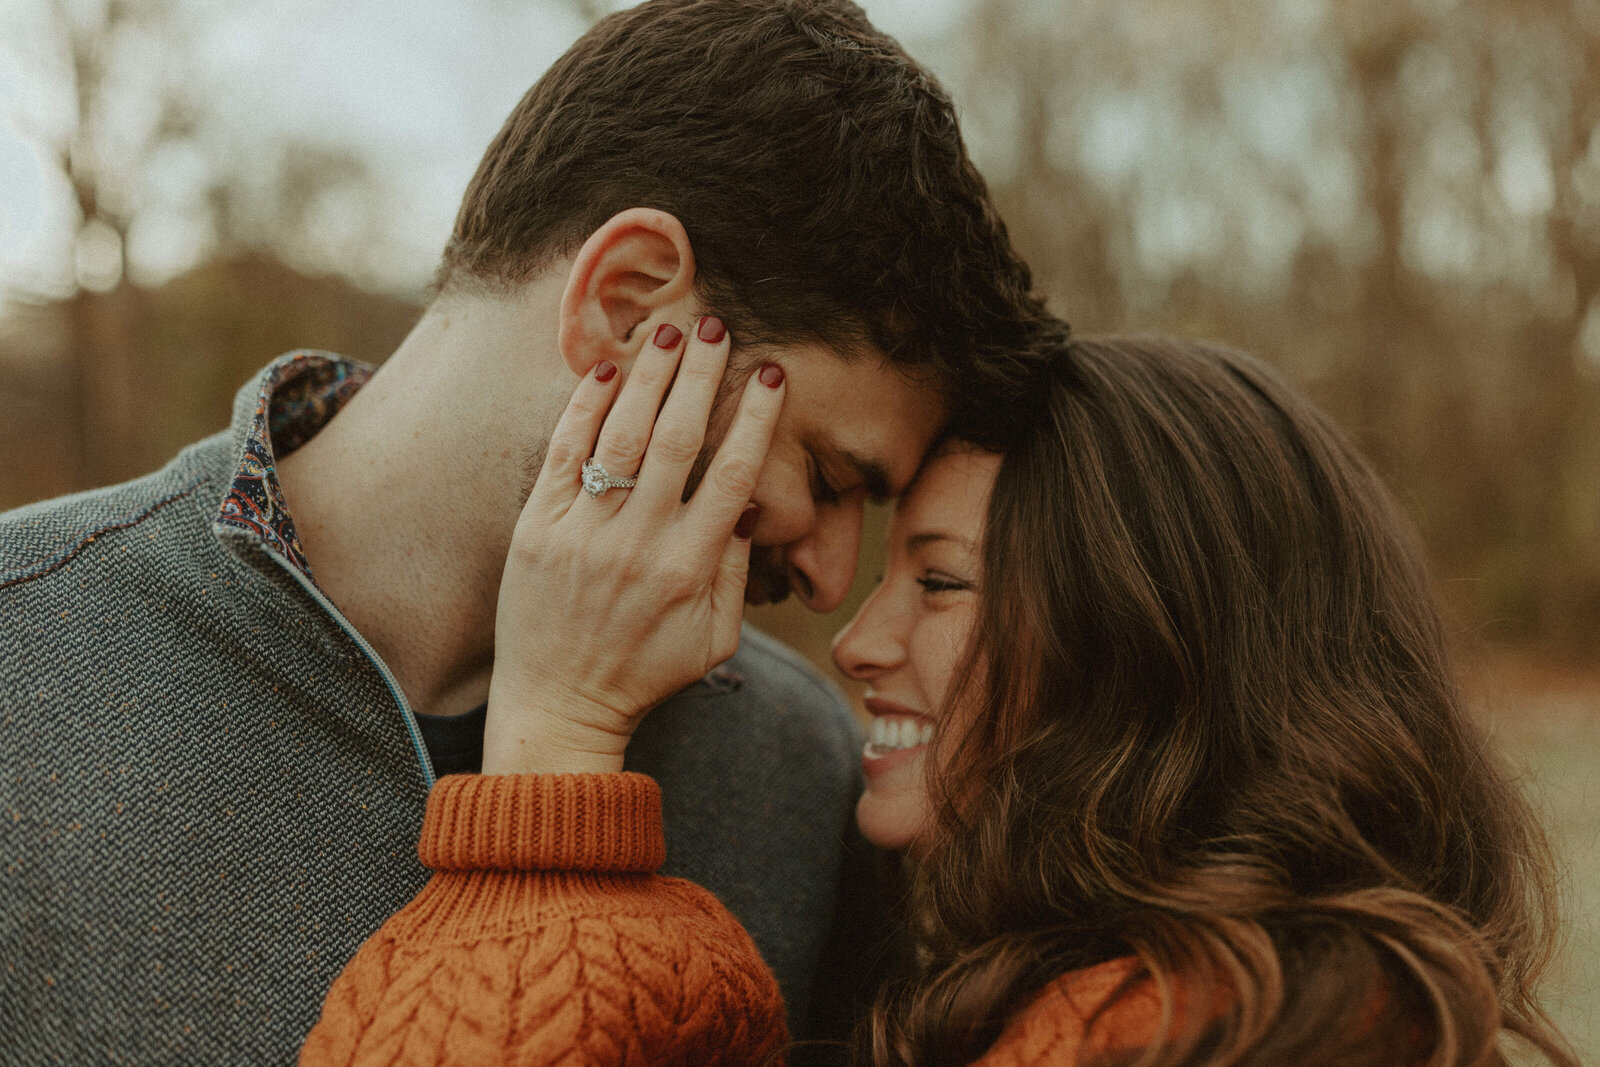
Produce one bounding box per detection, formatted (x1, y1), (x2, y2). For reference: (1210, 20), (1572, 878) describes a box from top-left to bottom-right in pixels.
(838, 448), (895, 501)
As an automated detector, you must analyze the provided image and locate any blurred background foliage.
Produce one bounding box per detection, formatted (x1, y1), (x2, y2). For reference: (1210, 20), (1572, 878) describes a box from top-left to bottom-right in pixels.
(1, 0), (1596, 1055)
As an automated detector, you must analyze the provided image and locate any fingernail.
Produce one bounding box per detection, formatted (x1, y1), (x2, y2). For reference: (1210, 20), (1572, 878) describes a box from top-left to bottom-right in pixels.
(734, 504), (760, 540)
(697, 316), (727, 344)
(653, 323), (682, 349)
(758, 363), (784, 388)
(594, 360), (618, 383)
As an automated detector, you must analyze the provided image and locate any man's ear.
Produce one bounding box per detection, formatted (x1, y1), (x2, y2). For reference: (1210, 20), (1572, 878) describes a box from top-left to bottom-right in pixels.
(559, 208), (697, 376)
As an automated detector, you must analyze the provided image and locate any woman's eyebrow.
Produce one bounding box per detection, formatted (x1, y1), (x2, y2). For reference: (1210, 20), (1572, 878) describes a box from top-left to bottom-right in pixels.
(905, 531), (976, 552)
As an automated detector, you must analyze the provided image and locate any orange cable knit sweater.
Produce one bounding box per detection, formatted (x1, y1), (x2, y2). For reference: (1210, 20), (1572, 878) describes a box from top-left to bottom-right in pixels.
(299, 774), (1162, 1066)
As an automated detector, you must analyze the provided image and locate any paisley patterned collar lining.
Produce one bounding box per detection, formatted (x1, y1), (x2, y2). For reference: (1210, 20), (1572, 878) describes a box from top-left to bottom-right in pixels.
(215, 351), (373, 583)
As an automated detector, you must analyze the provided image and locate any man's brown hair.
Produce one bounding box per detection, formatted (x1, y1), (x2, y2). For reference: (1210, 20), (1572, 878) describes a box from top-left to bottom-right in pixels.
(441, 0), (1065, 447)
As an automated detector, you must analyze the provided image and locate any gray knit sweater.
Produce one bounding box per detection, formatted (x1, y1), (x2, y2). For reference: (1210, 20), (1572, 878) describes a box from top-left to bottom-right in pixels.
(0, 353), (867, 1064)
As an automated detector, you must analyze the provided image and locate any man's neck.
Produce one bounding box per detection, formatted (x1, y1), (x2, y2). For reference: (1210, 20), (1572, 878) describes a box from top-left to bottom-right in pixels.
(276, 278), (574, 718)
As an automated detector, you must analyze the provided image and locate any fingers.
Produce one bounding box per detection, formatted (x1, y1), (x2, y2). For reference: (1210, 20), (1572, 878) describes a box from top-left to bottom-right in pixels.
(524, 359), (624, 519)
(688, 362), (786, 540)
(710, 526), (753, 664)
(585, 321), (691, 497)
(631, 316), (731, 508)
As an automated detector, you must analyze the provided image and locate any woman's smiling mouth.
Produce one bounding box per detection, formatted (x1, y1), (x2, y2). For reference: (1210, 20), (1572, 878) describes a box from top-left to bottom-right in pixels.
(861, 696), (935, 766)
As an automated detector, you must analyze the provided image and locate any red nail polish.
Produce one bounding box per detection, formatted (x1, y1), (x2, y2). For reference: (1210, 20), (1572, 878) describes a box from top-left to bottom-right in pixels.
(594, 360), (617, 383)
(653, 323), (682, 349)
(734, 504), (760, 540)
(697, 316), (727, 344)
(758, 363), (784, 388)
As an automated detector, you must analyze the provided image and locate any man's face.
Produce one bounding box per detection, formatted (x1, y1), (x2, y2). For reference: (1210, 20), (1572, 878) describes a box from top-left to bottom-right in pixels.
(700, 344), (948, 614)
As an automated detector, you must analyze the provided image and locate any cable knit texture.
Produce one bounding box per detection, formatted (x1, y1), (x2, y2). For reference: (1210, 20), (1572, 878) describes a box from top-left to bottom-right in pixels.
(974, 958), (1166, 1064)
(301, 772), (1168, 1065)
(299, 773), (787, 1066)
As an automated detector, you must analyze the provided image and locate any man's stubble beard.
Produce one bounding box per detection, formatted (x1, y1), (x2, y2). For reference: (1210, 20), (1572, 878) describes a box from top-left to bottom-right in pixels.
(515, 356), (791, 606)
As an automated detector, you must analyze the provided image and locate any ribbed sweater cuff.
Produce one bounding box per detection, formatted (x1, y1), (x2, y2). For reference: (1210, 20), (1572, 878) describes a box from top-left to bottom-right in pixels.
(419, 772), (665, 873)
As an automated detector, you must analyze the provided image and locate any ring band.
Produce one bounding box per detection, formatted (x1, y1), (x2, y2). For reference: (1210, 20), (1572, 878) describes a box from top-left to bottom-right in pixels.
(581, 457), (637, 498)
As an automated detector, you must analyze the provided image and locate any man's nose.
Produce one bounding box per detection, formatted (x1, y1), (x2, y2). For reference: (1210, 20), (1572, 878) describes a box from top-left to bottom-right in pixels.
(783, 499), (863, 614)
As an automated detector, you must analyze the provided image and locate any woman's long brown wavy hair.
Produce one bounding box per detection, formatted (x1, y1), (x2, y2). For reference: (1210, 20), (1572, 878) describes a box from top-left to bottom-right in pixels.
(856, 337), (1576, 1066)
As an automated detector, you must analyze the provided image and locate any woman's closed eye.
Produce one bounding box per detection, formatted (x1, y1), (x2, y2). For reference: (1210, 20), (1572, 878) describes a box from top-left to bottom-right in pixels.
(916, 573), (972, 595)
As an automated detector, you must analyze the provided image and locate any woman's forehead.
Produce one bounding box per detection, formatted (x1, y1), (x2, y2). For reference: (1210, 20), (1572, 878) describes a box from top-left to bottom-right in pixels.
(893, 449), (1001, 542)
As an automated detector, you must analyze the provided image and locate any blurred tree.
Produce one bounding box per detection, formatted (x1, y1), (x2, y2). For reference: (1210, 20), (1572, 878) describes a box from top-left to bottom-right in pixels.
(5, 0), (404, 493)
(942, 0), (1600, 645)
(23, 0), (203, 487)
(554, 0), (626, 23)
(0, 252), (419, 513)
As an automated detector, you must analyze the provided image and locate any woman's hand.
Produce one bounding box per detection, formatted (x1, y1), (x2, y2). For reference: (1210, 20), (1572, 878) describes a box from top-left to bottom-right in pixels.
(481, 317), (786, 775)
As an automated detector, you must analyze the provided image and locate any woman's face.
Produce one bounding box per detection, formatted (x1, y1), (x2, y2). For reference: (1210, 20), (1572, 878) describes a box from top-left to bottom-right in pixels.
(830, 447), (1000, 851)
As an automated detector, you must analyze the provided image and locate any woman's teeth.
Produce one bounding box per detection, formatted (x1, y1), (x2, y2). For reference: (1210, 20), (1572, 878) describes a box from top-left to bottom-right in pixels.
(866, 715), (933, 754)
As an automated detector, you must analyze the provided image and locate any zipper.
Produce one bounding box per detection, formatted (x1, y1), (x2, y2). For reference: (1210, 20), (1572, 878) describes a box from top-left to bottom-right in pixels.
(266, 550), (436, 788)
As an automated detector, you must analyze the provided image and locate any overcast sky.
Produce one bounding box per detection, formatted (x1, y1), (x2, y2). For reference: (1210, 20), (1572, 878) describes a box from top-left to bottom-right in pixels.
(0, 0), (965, 307)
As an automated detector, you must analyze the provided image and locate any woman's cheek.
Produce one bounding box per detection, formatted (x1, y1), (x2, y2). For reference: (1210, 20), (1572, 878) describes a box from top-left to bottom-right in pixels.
(855, 747), (931, 851)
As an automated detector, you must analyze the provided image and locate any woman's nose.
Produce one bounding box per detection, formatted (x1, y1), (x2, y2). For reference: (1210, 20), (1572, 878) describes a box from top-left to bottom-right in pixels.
(830, 583), (904, 680)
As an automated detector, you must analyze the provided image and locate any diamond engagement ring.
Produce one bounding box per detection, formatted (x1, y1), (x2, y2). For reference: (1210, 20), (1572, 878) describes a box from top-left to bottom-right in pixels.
(581, 457), (638, 498)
